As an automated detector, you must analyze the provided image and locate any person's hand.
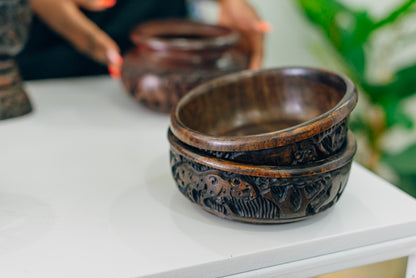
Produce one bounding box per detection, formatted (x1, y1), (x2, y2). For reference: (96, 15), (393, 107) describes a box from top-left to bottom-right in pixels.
(218, 0), (270, 70)
(29, 0), (123, 77)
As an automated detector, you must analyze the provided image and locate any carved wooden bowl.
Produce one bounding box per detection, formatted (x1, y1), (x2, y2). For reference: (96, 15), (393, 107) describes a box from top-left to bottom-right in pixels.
(121, 19), (248, 113)
(170, 67), (357, 166)
(168, 129), (357, 224)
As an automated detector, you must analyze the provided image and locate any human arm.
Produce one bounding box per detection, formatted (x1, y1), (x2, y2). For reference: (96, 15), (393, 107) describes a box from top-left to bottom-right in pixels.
(218, 0), (270, 69)
(29, 0), (123, 76)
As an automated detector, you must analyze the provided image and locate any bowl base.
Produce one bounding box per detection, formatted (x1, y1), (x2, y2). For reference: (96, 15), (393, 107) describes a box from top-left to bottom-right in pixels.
(0, 59), (32, 120)
(0, 84), (32, 120)
(200, 204), (336, 224)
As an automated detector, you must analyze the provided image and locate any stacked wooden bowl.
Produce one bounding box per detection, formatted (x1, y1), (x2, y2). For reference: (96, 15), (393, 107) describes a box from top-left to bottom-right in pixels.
(168, 67), (358, 224)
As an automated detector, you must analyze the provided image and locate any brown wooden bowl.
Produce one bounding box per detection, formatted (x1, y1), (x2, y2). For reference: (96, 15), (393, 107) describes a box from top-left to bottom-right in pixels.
(170, 67), (357, 166)
(168, 129), (357, 224)
(121, 19), (248, 113)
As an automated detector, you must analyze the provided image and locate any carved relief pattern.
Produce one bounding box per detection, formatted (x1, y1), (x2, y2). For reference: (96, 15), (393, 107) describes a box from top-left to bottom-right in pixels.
(0, 0), (32, 54)
(170, 150), (351, 223)
(312, 118), (348, 155)
(204, 119), (348, 166)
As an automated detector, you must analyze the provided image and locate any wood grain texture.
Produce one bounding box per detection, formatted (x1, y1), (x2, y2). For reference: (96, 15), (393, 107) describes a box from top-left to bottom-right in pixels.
(170, 67), (357, 154)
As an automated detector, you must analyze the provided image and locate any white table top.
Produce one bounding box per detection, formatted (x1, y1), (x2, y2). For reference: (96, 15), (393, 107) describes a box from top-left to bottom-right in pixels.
(1, 77), (416, 278)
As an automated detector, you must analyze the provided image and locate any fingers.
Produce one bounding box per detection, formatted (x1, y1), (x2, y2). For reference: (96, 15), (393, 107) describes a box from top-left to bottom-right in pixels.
(218, 0), (270, 70)
(250, 21), (270, 70)
(30, 0), (121, 66)
(241, 20), (267, 70)
(107, 49), (123, 79)
(74, 0), (116, 11)
(256, 21), (272, 33)
(248, 32), (264, 70)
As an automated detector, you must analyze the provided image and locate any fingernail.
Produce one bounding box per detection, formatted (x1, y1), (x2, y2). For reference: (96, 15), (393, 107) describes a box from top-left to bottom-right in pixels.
(107, 50), (122, 79)
(108, 64), (121, 79)
(106, 49), (123, 65)
(256, 21), (272, 33)
(97, 0), (116, 8)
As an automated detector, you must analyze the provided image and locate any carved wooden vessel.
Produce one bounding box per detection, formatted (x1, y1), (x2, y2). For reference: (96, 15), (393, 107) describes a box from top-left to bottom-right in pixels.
(121, 19), (248, 113)
(170, 67), (357, 165)
(169, 129), (356, 224)
(0, 0), (32, 120)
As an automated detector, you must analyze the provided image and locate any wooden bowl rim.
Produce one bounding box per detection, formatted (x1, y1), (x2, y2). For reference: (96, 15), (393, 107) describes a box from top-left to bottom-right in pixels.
(169, 129), (357, 178)
(170, 67), (358, 151)
(130, 19), (239, 51)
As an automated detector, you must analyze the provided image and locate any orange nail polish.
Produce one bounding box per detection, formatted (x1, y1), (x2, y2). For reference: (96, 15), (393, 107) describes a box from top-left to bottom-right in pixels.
(98, 0), (116, 8)
(256, 21), (272, 33)
(108, 64), (121, 79)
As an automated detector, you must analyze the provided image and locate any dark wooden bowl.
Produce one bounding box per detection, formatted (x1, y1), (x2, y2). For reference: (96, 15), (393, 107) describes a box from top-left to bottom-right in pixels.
(170, 67), (357, 166)
(168, 129), (357, 224)
(121, 19), (248, 113)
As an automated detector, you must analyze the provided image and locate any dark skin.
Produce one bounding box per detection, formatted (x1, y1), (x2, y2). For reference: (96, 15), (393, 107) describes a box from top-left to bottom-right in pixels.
(219, 0), (268, 69)
(29, 0), (269, 75)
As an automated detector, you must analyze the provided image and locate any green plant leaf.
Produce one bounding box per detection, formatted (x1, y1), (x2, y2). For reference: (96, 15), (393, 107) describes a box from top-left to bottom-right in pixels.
(360, 64), (416, 128)
(298, 0), (416, 93)
(349, 114), (370, 133)
(373, 0), (416, 30)
(296, 0), (375, 77)
(392, 64), (416, 99)
(383, 144), (416, 174)
(382, 99), (413, 128)
(393, 110), (414, 129)
(382, 143), (416, 198)
(395, 173), (416, 198)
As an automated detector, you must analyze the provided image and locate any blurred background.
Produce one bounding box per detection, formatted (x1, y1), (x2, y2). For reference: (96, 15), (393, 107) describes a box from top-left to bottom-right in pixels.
(192, 0), (415, 277)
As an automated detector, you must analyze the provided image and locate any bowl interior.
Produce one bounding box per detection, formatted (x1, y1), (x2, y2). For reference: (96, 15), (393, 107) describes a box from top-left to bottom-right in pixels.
(137, 21), (229, 39)
(130, 20), (238, 51)
(176, 68), (347, 137)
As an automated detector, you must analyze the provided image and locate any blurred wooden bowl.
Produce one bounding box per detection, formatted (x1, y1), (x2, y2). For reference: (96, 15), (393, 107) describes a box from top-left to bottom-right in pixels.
(121, 19), (248, 113)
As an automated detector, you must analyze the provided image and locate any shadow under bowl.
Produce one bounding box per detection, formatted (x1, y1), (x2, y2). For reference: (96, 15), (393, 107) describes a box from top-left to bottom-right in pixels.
(168, 129), (357, 224)
(170, 67), (357, 166)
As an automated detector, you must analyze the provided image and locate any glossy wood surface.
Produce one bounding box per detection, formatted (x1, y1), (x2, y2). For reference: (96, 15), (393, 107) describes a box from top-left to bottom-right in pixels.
(171, 67), (357, 151)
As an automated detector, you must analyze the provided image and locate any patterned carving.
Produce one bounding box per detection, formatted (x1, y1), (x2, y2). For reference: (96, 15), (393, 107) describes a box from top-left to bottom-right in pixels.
(170, 149), (352, 223)
(204, 119), (348, 166)
(0, 0), (32, 55)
